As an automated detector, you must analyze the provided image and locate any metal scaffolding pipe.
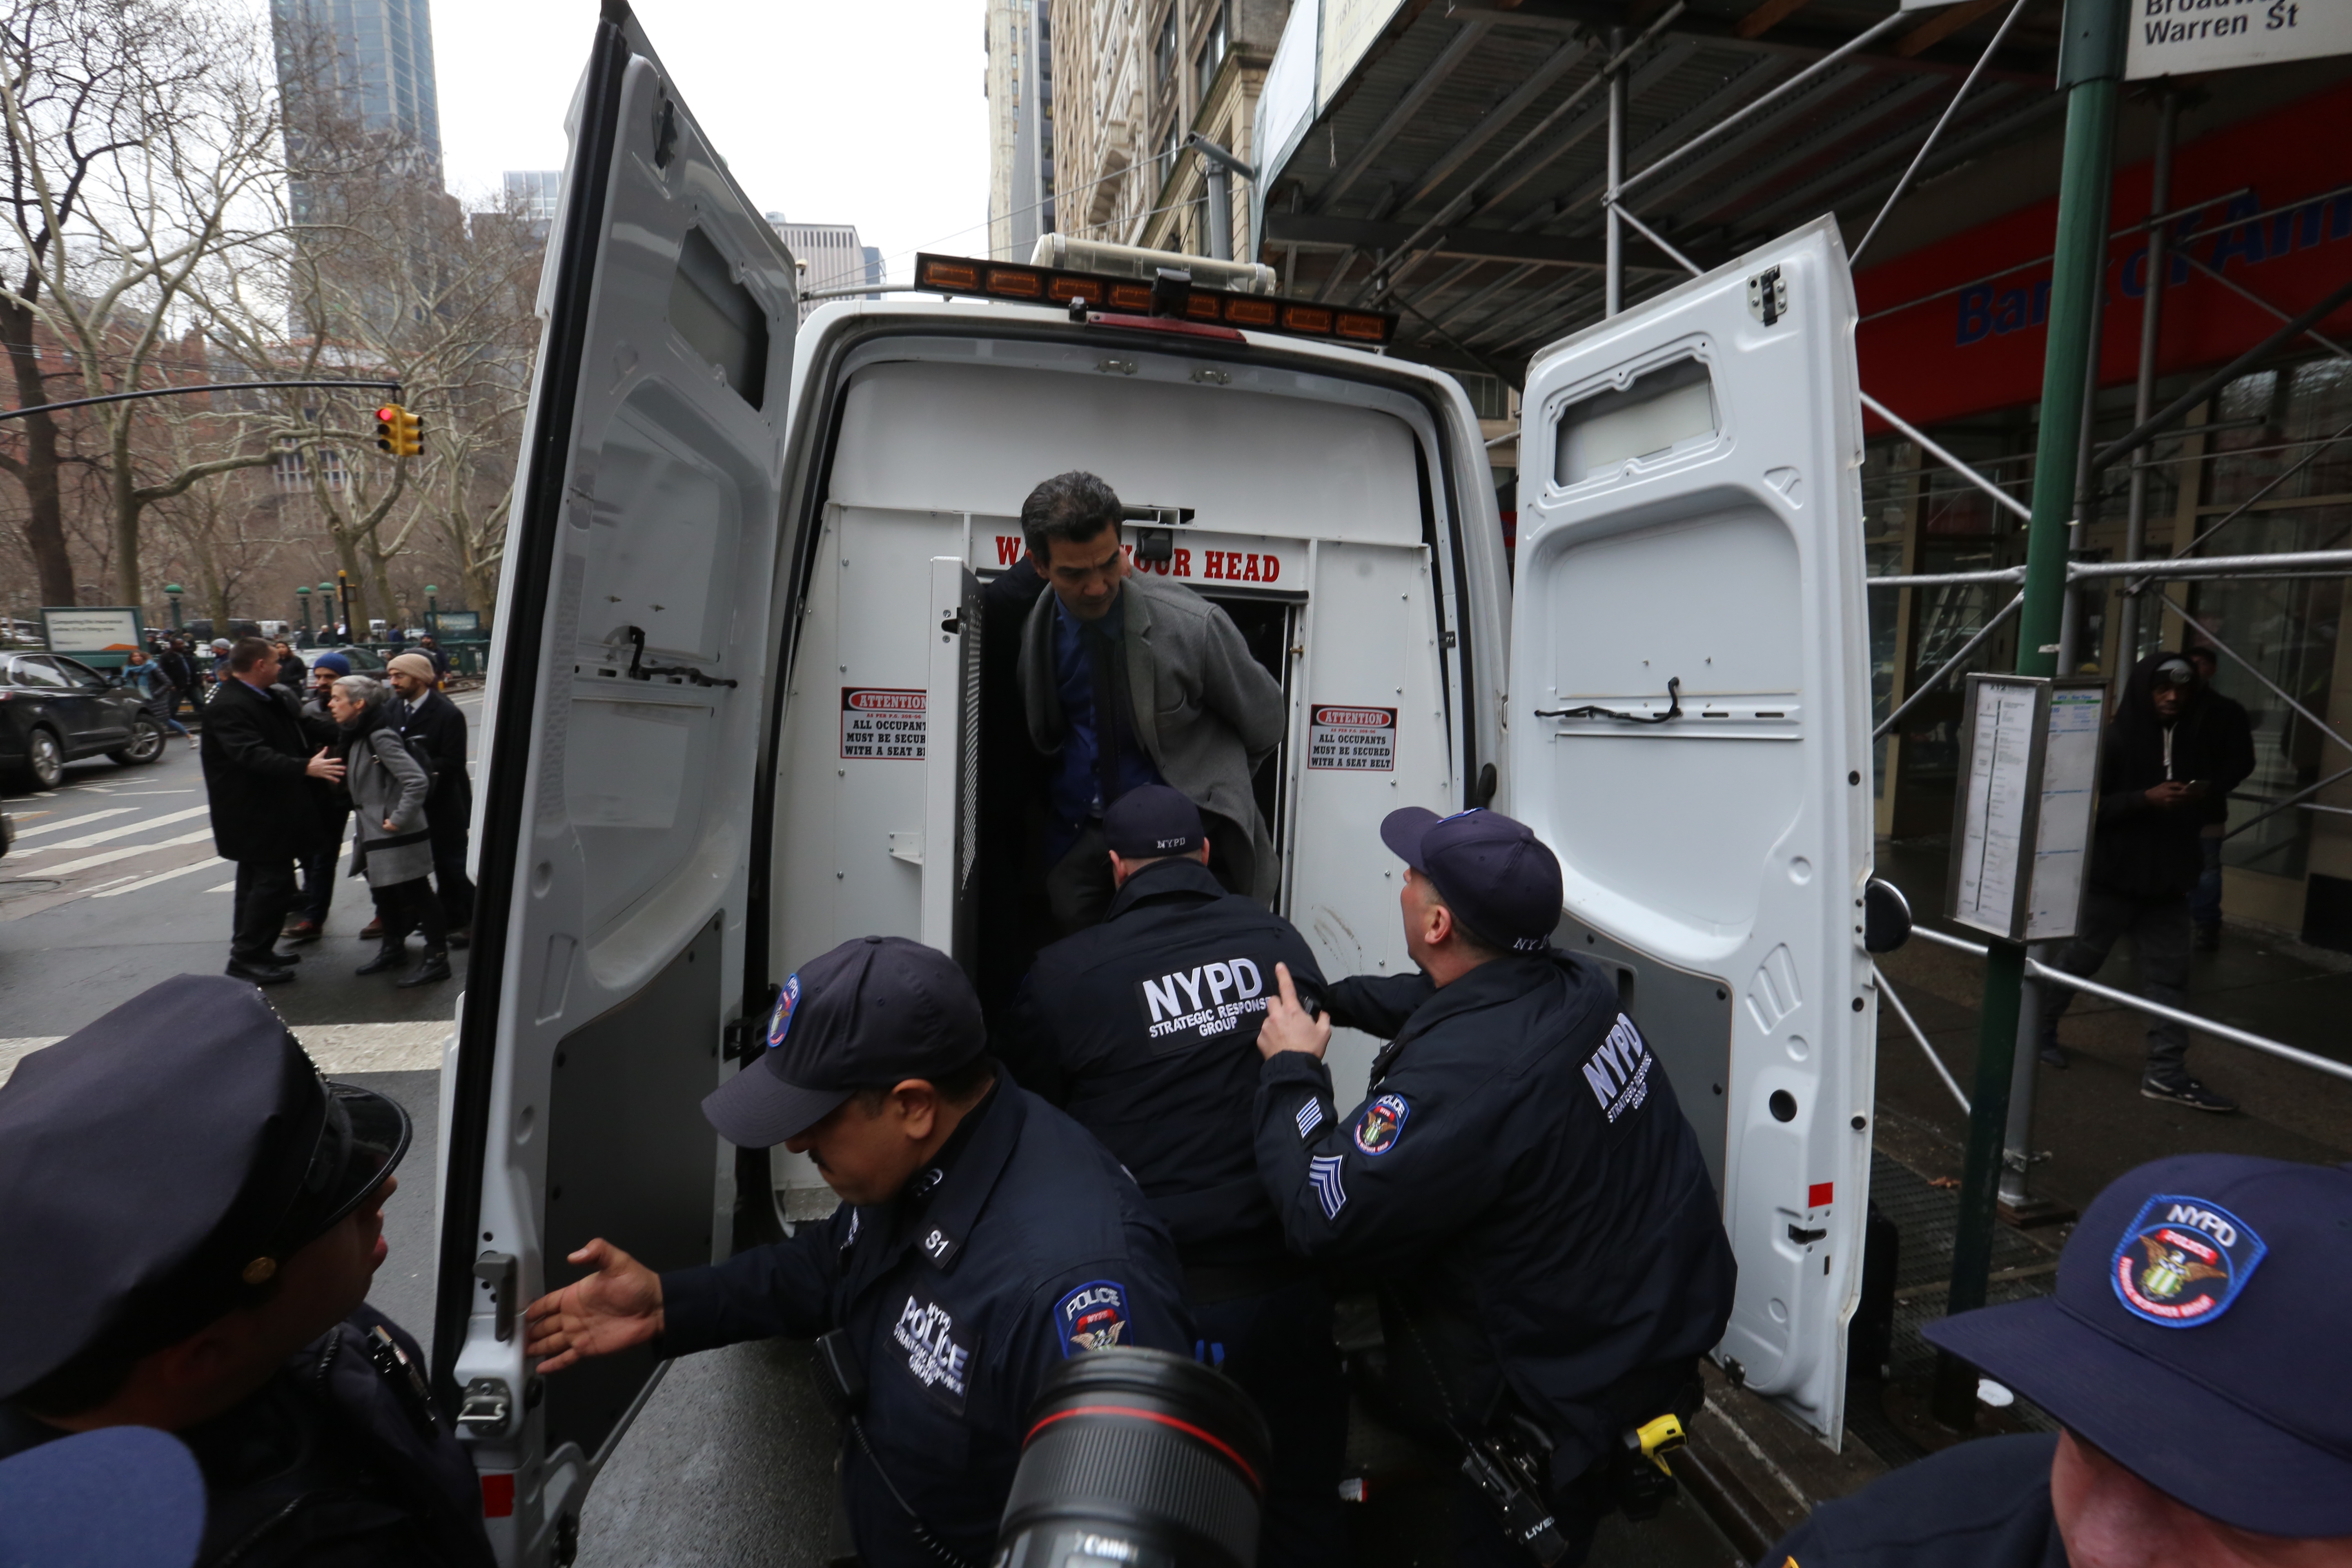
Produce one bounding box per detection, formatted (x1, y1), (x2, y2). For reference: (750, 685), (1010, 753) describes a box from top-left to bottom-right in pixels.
(1861, 392), (2035, 522)
(2160, 601), (2352, 762)
(1908, 926), (2352, 1087)
(1875, 969), (1973, 1114)
(2225, 762), (2352, 842)
(2093, 276), (2352, 471)
(1851, 0), (2032, 266)
(1873, 593), (2023, 740)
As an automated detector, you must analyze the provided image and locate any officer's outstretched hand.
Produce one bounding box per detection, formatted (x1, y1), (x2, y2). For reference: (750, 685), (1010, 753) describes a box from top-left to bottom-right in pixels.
(523, 1238), (665, 1373)
(1258, 962), (1332, 1062)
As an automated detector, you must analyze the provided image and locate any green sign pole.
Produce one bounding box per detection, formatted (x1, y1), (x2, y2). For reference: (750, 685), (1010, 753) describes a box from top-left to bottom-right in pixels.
(1931, 0), (2127, 1429)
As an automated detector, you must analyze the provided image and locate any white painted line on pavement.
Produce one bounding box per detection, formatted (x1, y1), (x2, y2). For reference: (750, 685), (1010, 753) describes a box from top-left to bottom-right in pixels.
(0, 1019), (451, 1085)
(79, 874), (141, 895)
(207, 878), (236, 892)
(14, 804), (209, 855)
(40, 828), (215, 878)
(10, 807), (135, 841)
(94, 855), (229, 896)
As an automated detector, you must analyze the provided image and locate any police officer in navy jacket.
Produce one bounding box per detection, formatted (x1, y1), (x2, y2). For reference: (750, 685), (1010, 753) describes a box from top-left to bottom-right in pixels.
(0, 976), (492, 1568)
(1253, 807), (1737, 1566)
(1763, 1154), (2352, 1568)
(525, 935), (1192, 1568)
(1000, 784), (1347, 1566)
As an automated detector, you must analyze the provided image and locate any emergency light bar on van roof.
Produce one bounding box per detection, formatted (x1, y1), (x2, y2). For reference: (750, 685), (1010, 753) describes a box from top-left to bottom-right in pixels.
(911, 253), (1398, 347)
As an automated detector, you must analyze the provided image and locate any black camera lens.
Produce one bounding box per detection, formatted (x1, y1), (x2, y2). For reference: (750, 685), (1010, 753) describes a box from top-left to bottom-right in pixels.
(996, 1347), (1272, 1568)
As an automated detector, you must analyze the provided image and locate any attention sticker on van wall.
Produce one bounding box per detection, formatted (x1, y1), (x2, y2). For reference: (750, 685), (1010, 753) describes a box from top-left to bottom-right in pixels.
(1308, 706), (1397, 771)
(842, 688), (927, 760)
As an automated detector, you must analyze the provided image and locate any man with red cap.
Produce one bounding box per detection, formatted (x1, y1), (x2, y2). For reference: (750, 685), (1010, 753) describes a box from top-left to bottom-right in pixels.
(1254, 805), (1736, 1567)
(1763, 1153), (2352, 1567)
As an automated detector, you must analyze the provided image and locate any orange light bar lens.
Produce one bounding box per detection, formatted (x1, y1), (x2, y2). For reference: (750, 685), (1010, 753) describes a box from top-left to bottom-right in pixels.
(919, 259), (982, 290)
(1334, 312), (1387, 341)
(1048, 277), (1094, 303)
(1281, 305), (1334, 335)
(987, 267), (1044, 297)
(1106, 282), (1155, 311)
(1222, 298), (1277, 328)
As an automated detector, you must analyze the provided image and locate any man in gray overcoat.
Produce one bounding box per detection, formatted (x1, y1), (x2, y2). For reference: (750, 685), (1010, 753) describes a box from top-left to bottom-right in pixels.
(1015, 470), (1285, 931)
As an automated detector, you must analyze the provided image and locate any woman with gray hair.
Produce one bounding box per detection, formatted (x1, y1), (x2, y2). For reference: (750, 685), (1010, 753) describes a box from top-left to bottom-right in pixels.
(326, 674), (450, 986)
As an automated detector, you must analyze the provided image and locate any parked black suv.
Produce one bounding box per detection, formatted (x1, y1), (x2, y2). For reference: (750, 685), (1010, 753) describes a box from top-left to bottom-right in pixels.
(0, 653), (167, 790)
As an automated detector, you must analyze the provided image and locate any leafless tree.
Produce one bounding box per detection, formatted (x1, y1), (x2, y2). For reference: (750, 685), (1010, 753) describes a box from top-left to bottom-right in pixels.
(0, 0), (293, 608)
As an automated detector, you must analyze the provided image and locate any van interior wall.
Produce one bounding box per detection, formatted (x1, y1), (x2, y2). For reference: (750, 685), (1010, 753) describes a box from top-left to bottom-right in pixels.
(762, 347), (1465, 1214)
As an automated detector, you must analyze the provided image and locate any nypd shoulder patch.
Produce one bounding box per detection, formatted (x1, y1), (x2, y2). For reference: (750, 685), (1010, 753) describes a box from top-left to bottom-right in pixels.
(2111, 1194), (2267, 1327)
(1309, 1154), (1348, 1220)
(1055, 1280), (1131, 1357)
(1353, 1093), (1409, 1156)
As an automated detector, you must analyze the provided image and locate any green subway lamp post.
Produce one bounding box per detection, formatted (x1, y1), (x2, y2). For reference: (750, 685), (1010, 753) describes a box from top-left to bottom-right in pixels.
(296, 584), (312, 637)
(164, 584), (183, 632)
(425, 585), (439, 635)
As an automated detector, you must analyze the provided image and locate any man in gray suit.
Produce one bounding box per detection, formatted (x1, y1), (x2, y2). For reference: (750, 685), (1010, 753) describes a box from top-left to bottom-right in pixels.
(1016, 470), (1285, 931)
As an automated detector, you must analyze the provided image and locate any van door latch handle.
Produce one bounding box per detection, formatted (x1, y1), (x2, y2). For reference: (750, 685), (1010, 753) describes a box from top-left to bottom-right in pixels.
(474, 1251), (518, 1342)
(457, 1377), (513, 1434)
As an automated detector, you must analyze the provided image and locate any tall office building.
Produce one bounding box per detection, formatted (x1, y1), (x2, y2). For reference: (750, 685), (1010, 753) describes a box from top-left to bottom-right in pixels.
(766, 216), (883, 323)
(986, 0), (1055, 262)
(503, 170), (563, 239)
(270, 0), (445, 187)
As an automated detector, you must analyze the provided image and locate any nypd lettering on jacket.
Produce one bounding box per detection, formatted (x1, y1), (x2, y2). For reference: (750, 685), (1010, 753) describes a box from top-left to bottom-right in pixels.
(1134, 956), (1267, 1046)
(892, 1292), (973, 1414)
(1582, 1013), (1654, 1124)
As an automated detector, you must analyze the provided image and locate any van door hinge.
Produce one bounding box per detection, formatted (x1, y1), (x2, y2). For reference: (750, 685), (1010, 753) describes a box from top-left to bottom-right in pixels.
(1748, 266), (1788, 327)
(473, 1251), (517, 1342)
(622, 624), (739, 688)
(725, 983), (784, 1064)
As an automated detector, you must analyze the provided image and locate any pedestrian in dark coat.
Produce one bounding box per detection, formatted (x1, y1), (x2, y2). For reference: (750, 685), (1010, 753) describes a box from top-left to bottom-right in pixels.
(199, 638), (340, 984)
(386, 652), (474, 939)
(2037, 651), (2250, 1109)
(283, 652), (355, 944)
(2184, 645), (2257, 948)
(329, 674), (449, 988)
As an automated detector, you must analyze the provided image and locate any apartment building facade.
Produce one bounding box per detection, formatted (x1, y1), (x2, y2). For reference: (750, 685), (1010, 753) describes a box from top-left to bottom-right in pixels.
(766, 218), (884, 323)
(986, 0), (1056, 261)
(1049, 0), (1290, 263)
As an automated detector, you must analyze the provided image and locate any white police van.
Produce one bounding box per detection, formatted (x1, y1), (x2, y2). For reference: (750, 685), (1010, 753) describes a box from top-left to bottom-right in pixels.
(436, 11), (1879, 1559)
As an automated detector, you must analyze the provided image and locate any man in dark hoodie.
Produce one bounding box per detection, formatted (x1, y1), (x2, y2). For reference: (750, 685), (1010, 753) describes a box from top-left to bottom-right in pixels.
(2036, 652), (2249, 1110)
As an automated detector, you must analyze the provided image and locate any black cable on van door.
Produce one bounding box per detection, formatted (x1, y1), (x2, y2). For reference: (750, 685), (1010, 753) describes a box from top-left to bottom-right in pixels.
(1535, 677), (1683, 724)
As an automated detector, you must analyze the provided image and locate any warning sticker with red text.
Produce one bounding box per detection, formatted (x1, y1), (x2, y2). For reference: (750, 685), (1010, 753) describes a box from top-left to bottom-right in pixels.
(1307, 706), (1397, 771)
(841, 688), (927, 760)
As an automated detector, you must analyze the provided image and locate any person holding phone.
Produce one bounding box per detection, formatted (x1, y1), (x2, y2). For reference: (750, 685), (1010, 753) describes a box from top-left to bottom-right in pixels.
(2036, 652), (2250, 1109)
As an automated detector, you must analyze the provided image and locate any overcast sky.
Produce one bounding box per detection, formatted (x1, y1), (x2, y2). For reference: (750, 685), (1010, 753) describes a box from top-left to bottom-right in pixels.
(432, 1), (992, 280)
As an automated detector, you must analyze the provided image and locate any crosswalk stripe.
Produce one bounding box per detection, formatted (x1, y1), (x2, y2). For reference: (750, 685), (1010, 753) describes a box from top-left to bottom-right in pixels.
(93, 856), (229, 897)
(9, 807), (135, 841)
(39, 829), (215, 878)
(12, 804), (209, 854)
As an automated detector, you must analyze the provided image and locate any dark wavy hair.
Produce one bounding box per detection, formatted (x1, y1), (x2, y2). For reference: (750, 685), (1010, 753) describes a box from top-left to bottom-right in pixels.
(1019, 470), (1124, 559)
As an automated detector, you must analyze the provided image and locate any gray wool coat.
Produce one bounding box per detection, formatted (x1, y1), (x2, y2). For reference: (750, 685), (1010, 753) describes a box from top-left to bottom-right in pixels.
(344, 724), (434, 887)
(1017, 572), (1287, 898)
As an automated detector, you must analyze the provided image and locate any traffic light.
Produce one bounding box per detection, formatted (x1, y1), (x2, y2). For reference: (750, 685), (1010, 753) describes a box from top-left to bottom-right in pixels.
(374, 403), (423, 458)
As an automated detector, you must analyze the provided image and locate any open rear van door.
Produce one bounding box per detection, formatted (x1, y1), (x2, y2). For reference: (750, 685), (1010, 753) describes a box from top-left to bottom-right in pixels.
(1508, 216), (1874, 1440)
(921, 557), (985, 964)
(431, 9), (795, 1560)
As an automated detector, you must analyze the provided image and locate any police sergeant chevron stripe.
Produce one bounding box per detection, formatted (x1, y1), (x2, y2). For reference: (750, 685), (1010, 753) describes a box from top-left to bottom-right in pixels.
(1309, 1154), (1348, 1219)
(1295, 1098), (1325, 1140)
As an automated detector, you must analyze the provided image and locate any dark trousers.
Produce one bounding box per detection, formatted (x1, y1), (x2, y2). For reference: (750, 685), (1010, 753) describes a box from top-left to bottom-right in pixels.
(297, 809), (350, 927)
(2191, 833), (2225, 931)
(2038, 884), (2194, 1081)
(374, 876), (448, 951)
(230, 857), (299, 963)
(1192, 1276), (1349, 1568)
(432, 846), (475, 929)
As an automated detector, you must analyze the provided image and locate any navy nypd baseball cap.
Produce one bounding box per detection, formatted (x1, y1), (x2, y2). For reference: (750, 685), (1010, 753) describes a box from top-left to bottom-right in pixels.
(1379, 806), (1563, 954)
(0, 975), (410, 1399)
(703, 935), (987, 1148)
(1926, 1154), (2352, 1537)
(1104, 784), (1204, 859)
